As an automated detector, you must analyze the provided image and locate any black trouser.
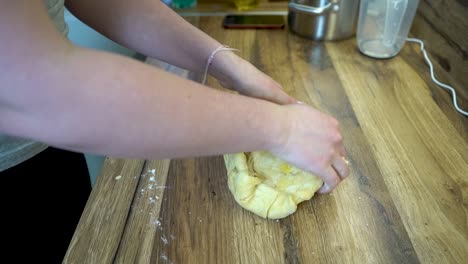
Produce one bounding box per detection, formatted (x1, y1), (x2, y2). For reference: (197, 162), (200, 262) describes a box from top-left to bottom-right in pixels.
(1, 148), (92, 263)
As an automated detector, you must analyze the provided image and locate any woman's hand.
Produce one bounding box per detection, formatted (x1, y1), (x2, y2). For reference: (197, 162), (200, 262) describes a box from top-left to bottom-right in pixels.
(211, 51), (349, 192)
(209, 51), (295, 105)
(269, 103), (350, 193)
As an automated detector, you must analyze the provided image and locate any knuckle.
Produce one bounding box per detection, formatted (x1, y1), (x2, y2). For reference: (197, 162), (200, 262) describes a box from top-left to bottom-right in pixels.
(327, 133), (340, 145)
(340, 166), (349, 178)
(334, 133), (343, 143)
(344, 167), (351, 178)
(328, 148), (335, 158)
(319, 153), (333, 167)
(330, 117), (339, 128)
(322, 149), (334, 161)
(332, 176), (340, 186)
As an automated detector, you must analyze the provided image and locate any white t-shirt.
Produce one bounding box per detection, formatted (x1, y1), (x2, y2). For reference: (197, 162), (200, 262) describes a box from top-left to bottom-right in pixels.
(0, 0), (69, 171)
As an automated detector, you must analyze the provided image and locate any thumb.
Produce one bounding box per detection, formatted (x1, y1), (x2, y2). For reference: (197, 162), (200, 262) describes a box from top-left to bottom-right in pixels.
(255, 81), (296, 105)
(240, 85), (295, 105)
(264, 88), (296, 105)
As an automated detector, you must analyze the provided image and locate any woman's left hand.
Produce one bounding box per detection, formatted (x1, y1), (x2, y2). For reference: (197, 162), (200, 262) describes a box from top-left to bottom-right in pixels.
(209, 51), (296, 105)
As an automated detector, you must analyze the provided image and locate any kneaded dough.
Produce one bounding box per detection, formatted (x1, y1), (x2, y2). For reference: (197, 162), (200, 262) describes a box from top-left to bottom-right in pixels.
(224, 151), (323, 219)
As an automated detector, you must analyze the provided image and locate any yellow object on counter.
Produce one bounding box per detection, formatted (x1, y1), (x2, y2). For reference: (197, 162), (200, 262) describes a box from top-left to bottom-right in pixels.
(232, 0), (260, 10)
(224, 151), (323, 219)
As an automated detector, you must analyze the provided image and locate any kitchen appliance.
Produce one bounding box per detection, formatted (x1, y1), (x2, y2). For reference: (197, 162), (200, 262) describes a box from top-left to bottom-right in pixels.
(288, 0), (360, 41)
(357, 0), (419, 58)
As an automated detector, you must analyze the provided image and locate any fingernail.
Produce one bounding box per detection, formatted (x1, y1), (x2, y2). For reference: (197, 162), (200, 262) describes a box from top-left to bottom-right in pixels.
(319, 183), (331, 193)
(344, 158), (350, 165)
(296, 100), (305, 104)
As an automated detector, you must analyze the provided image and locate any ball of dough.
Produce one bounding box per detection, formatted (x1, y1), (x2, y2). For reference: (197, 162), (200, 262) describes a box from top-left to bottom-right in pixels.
(224, 151), (323, 219)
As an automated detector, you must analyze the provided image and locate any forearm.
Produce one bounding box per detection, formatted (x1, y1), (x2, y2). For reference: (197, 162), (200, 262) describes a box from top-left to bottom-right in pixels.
(2, 47), (284, 159)
(1, 0), (349, 192)
(66, 0), (224, 74)
(65, 0), (296, 105)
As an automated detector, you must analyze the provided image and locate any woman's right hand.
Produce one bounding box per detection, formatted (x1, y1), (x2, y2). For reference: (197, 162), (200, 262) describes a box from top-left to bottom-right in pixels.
(270, 103), (350, 193)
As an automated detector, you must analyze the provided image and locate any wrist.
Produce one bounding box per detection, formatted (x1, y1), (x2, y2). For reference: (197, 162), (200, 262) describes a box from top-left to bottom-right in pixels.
(208, 50), (243, 85)
(258, 103), (291, 153)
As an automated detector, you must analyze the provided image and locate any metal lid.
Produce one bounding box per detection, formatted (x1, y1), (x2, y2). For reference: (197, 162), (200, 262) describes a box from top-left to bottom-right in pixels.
(289, 0), (333, 15)
(291, 0), (330, 6)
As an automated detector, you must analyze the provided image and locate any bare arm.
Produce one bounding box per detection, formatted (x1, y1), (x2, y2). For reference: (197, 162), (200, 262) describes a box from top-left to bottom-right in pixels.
(0, 1), (282, 159)
(65, 0), (296, 104)
(0, 1), (348, 193)
(66, 0), (230, 76)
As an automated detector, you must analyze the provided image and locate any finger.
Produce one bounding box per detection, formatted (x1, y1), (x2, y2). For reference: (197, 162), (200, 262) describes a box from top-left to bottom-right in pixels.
(238, 84), (294, 105)
(332, 155), (350, 180)
(257, 77), (296, 105)
(338, 145), (346, 157)
(260, 86), (296, 105)
(318, 166), (340, 194)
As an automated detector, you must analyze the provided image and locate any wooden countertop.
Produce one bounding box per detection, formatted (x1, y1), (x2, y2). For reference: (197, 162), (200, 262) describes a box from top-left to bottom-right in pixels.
(64, 16), (467, 263)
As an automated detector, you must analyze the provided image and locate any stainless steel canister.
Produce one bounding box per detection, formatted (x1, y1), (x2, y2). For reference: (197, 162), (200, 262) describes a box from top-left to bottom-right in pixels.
(288, 0), (360, 41)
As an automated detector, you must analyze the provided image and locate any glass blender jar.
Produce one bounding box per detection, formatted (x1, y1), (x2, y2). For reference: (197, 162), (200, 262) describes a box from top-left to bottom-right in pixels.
(357, 0), (419, 58)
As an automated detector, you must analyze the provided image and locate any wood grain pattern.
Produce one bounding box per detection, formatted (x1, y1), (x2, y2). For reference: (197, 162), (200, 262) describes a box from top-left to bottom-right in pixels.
(400, 0), (468, 138)
(114, 160), (171, 263)
(399, 43), (468, 140)
(412, 0), (468, 95)
(268, 34), (419, 263)
(326, 40), (468, 263)
(65, 16), (467, 264)
(151, 157), (287, 264)
(63, 158), (145, 263)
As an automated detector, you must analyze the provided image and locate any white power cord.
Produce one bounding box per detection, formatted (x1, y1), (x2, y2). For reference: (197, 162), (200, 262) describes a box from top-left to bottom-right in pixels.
(406, 38), (468, 116)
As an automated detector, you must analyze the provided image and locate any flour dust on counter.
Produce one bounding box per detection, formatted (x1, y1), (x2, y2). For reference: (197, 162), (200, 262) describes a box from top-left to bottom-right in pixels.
(139, 168), (169, 200)
(139, 166), (176, 264)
